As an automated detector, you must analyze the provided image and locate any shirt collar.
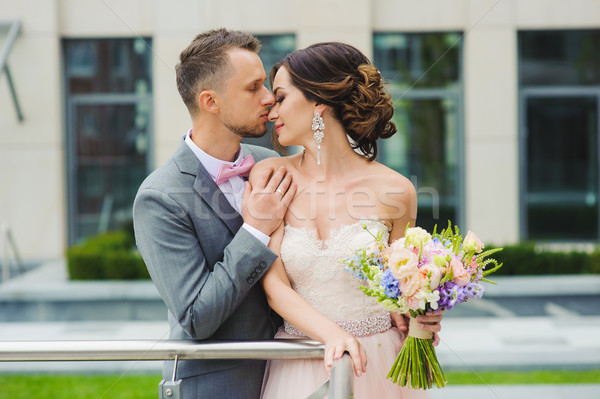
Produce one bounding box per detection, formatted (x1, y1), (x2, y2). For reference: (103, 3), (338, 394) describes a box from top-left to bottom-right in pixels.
(184, 129), (244, 180)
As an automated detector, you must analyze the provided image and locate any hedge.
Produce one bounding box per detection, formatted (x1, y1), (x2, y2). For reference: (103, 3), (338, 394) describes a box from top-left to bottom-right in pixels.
(487, 242), (600, 275)
(66, 229), (600, 280)
(66, 231), (150, 280)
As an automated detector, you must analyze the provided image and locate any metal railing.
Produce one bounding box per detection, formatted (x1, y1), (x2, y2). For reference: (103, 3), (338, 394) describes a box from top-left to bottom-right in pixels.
(0, 223), (24, 283)
(0, 339), (353, 399)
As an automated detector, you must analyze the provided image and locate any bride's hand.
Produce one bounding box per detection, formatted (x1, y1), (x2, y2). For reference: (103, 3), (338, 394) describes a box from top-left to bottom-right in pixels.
(416, 311), (444, 346)
(323, 332), (367, 377)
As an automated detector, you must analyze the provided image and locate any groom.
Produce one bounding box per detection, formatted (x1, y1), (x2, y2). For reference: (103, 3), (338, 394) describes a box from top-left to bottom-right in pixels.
(133, 29), (296, 399)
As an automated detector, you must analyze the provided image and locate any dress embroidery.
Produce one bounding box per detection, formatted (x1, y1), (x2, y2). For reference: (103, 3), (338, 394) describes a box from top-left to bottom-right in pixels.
(280, 219), (391, 326)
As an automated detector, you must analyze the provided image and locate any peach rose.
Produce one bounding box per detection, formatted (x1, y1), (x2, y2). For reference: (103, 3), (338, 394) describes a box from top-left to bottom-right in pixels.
(463, 231), (485, 253)
(406, 296), (422, 311)
(388, 248), (419, 278)
(420, 263), (442, 289)
(450, 258), (471, 287)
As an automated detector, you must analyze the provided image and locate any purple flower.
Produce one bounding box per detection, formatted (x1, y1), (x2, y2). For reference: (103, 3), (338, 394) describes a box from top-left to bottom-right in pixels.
(380, 269), (401, 299)
(438, 282), (465, 310)
(463, 282), (485, 299)
(437, 281), (486, 311)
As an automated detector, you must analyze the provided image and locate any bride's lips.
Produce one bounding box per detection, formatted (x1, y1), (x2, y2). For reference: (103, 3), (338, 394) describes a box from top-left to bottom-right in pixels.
(274, 124), (283, 133)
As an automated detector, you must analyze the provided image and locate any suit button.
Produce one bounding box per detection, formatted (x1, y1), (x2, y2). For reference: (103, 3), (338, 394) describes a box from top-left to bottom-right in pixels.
(247, 277), (254, 284)
(259, 261), (266, 268)
(250, 271), (258, 278)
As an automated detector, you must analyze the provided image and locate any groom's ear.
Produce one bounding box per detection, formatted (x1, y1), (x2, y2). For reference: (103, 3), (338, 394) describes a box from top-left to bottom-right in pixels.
(198, 89), (219, 114)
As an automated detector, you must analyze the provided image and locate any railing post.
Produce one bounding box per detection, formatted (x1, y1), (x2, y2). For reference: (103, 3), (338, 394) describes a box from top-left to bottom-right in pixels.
(329, 353), (353, 399)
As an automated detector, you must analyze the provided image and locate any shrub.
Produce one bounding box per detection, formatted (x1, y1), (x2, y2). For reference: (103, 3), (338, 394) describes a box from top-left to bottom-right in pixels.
(488, 242), (599, 275)
(66, 231), (149, 280)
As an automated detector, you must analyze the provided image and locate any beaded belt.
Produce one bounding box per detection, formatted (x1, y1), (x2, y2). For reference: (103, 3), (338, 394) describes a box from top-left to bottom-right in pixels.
(283, 313), (391, 338)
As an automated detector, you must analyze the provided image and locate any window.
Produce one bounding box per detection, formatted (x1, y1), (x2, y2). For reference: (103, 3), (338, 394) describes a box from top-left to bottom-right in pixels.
(373, 32), (463, 232)
(64, 38), (153, 244)
(242, 34), (295, 151)
(519, 30), (600, 241)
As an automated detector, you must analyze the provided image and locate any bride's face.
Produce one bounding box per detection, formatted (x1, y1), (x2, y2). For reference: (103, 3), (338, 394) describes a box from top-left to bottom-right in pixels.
(268, 67), (315, 147)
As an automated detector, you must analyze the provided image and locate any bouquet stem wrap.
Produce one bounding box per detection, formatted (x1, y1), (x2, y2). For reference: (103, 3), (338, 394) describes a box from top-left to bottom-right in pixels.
(387, 316), (446, 389)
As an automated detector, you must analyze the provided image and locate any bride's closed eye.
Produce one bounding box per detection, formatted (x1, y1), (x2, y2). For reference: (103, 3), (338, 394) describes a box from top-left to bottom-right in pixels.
(275, 95), (285, 104)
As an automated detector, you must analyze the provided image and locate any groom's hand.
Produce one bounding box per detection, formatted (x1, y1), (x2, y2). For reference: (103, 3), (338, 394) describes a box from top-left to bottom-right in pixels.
(243, 166), (296, 236)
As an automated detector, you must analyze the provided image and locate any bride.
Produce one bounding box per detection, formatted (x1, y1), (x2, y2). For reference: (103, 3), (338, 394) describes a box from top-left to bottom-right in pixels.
(249, 42), (443, 398)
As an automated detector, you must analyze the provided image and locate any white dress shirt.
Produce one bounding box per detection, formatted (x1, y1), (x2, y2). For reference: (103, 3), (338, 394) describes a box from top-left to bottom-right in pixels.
(185, 129), (270, 246)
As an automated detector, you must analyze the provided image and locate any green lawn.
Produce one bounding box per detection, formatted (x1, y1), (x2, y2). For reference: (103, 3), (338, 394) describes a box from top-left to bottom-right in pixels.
(446, 369), (600, 385)
(0, 370), (599, 399)
(0, 374), (159, 399)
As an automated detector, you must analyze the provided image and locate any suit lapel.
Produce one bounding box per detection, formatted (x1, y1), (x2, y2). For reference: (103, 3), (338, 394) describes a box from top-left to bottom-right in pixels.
(173, 140), (244, 235)
(193, 164), (243, 234)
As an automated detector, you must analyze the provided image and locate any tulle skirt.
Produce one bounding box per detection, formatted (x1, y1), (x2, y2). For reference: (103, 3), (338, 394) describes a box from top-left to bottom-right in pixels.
(261, 327), (430, 399)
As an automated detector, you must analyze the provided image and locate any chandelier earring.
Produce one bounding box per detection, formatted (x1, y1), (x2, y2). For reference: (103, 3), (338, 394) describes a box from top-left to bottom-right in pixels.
(311, 111), (325, 165)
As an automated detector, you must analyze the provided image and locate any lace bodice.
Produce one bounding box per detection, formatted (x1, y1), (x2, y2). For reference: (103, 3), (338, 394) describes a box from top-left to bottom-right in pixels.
(280, 219), (390, 331)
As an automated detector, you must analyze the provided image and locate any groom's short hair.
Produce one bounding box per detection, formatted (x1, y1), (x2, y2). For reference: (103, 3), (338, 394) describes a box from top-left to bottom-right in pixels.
(176, 28), (261, 116)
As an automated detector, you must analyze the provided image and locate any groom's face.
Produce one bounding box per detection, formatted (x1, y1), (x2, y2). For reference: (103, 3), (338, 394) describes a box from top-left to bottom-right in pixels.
(217, 48), (275, 138)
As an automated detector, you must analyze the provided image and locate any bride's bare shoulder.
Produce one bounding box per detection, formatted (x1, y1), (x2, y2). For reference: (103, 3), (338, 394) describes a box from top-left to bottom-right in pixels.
(367, 161), (415, 193)
(365, 162), (416, 229)
(249, 153), (299, 182)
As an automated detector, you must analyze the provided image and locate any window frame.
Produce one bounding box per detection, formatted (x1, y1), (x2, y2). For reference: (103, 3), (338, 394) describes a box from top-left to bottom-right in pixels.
(518, 29), (600, 242)
(62, 38), (154, 245)
(373, 31), (465, 230)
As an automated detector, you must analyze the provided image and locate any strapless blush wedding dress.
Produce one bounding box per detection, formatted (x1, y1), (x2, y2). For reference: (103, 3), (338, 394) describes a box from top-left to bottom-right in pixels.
(260, 219), (429, 399)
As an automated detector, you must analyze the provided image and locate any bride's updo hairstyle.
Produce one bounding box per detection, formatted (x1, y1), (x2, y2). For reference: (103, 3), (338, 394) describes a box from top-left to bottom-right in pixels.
(270, 42), (396, 161)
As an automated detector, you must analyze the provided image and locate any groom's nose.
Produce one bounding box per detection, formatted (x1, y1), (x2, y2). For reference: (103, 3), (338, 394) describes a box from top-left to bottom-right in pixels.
(261, 86), (275, 106)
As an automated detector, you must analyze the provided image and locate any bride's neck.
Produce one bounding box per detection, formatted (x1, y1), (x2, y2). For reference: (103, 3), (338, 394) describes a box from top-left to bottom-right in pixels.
(299, 127), (366, 177)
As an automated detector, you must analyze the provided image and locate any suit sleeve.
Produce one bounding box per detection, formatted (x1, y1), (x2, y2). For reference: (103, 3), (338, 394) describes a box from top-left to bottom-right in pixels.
(133, 187), (278, 340)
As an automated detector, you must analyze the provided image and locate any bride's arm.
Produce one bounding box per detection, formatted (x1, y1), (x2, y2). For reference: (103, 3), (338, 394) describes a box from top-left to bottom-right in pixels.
(261, 223), (367, 377)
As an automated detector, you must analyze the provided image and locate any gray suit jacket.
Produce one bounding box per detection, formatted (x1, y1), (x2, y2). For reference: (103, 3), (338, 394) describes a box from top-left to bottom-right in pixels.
(133, 139), (280, 397)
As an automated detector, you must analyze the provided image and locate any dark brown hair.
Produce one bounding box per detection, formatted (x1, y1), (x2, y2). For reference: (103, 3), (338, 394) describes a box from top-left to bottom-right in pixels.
(176, 28), (260, 116)
(270, 42), (396, 161)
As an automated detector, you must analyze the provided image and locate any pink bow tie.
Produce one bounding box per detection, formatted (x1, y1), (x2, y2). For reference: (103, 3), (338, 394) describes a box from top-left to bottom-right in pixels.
(215, 154), (255, 185)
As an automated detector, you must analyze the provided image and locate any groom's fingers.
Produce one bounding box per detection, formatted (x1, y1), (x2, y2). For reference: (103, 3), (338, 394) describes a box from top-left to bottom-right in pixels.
(264, 166), (287, 192)
(280, 182), (297, 208)
(252, 165), (274, 190)
(274, 172), (293, 195)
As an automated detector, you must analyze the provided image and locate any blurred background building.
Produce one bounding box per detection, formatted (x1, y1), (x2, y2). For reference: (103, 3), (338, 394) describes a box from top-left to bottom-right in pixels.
(1, 0), (599, 261)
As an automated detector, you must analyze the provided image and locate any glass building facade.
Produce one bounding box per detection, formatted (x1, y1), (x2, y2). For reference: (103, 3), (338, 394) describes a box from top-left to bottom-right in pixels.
(373, 32), (463, 232)
(63, 38), (153, 244)
(519, 30), (600, 241)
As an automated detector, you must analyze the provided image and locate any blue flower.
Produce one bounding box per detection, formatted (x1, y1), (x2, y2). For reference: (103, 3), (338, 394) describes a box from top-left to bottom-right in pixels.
(380, 269), (400, 299)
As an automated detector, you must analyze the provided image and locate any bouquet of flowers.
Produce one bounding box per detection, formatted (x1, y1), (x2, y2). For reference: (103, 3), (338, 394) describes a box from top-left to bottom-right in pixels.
(342, 222), (502, 389)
